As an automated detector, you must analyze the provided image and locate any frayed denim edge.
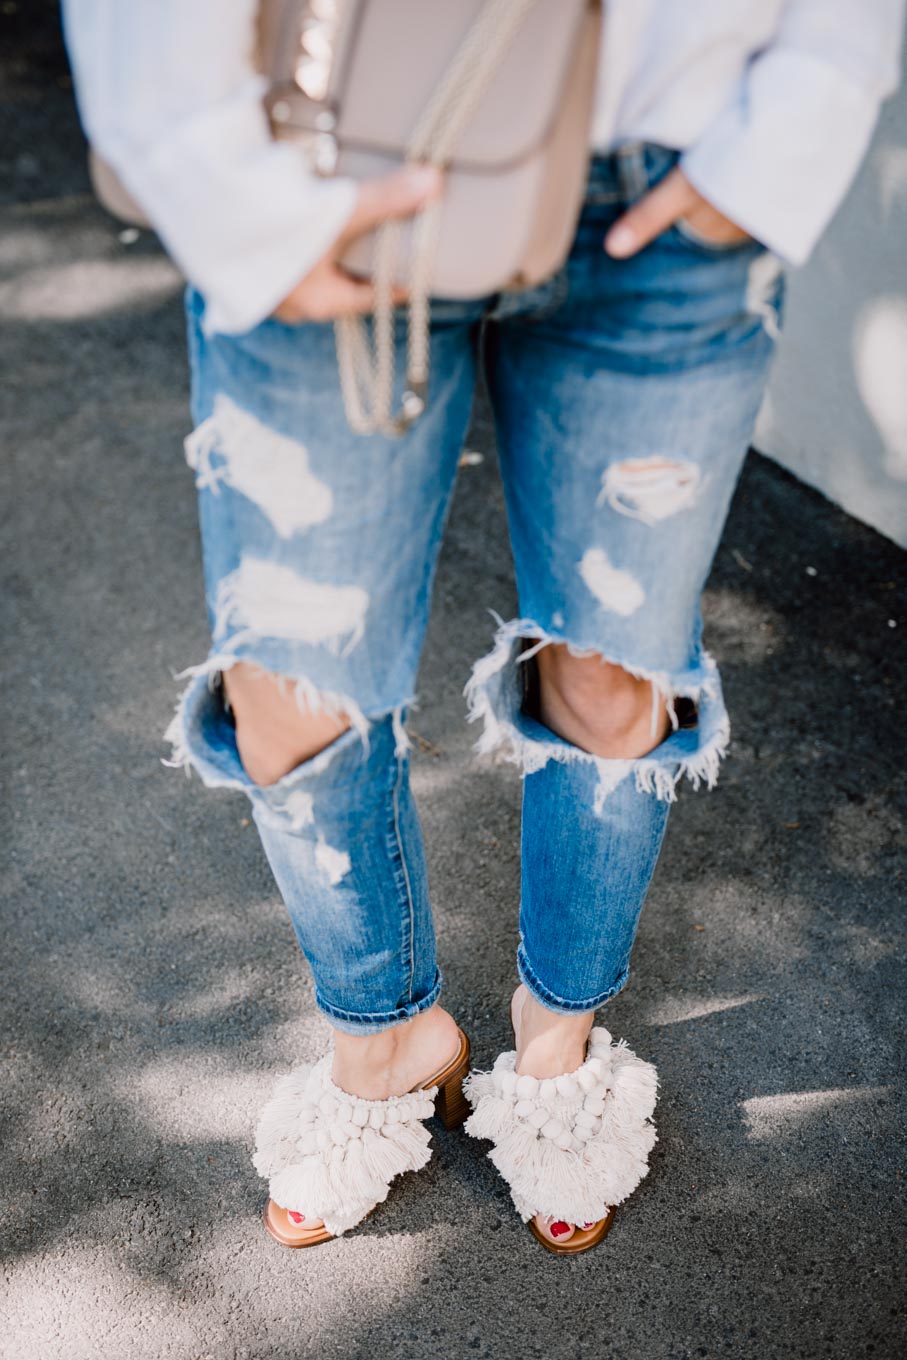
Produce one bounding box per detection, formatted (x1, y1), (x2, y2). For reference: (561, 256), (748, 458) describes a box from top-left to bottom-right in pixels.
(464, 613), (730, 811)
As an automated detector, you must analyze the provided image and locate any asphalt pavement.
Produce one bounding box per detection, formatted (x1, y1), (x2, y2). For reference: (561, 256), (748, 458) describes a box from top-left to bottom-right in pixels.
(2, 7), (905, 1359)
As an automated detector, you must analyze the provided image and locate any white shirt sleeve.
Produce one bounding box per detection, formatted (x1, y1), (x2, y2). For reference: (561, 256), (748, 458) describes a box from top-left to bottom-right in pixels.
(61, 0), (358, 335)
(680, 0), (906, 265)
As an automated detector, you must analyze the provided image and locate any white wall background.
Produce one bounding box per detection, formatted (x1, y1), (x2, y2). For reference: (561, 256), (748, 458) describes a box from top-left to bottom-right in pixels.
(756, 74), (907, 548)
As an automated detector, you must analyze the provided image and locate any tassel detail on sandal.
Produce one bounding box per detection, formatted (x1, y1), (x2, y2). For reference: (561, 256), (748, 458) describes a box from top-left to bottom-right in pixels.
(253, 1028), (469, 1240)
(463, 1027), (658, 1226)
(253, 1057), (436, 1237)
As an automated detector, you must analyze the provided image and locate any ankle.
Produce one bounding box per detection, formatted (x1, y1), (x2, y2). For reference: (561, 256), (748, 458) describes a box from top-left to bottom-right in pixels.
(330, 1005), (459, 1101)
(512, 985), (594, 1080)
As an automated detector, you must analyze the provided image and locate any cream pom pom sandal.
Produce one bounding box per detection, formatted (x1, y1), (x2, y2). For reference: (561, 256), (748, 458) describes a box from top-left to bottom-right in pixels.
(464, 1026), (657, 1255)
(254, 1028), (470, 1247)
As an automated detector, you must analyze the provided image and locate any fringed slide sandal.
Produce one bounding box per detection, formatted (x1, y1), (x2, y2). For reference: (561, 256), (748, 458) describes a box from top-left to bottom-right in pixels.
(464, 1026), (657, 1255)
(253, 1028), (470, 1247)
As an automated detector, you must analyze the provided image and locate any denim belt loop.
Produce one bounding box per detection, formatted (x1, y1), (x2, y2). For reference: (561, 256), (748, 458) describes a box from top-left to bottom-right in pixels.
(614, 140), (648, 204)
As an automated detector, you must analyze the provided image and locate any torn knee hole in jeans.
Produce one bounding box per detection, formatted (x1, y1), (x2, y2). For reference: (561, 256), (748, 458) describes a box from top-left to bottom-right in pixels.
(165, 654), (412, 790)
(164, 661), (413, 888)
(518, 636), (697, 741)
(465, 616), (729, 811)
(598, 457), (701, 526)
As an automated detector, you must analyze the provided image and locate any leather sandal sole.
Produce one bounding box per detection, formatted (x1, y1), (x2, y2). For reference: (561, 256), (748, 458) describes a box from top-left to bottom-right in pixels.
(527, 1207), (615, 1256)
(263, 1200), (335, 1249)
(263, 1027), (471, 1247)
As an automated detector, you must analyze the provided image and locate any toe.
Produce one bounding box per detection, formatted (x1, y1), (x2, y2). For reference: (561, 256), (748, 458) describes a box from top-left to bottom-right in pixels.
(272, 1204), (325, 1236)
(535, 1215), (575, 1244)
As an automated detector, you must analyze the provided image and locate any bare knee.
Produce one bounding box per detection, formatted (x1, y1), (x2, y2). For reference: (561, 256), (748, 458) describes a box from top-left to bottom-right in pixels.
(223, 663), (351, 787)
(533, 643), (670, 760)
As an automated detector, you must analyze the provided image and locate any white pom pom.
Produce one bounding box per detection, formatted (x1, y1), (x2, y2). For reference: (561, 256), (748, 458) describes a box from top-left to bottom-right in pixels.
(316, 1129), (330, 1151)
(384, 1105), (400, 1125)
(319, 1093), (338, 1118)
(515, 1074), (539, 1100)
(368, 1107), (384, 1129)
(555, 1074), (576, 1099)
(513, 1099), (534, 1118)
(577, 1067), (598, 1094)
(501, 1071), (518, 1096)
(331, 1125), (348, 1146)
(351, 1104), (369, 1126)
(458, 1032), (660, 1227)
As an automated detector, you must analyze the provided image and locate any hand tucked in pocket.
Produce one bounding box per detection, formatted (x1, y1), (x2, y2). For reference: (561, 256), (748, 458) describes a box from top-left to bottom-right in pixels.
(604, 166), (753, 257)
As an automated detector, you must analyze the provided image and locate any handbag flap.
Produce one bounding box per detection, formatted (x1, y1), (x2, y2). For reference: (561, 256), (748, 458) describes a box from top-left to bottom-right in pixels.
(261, 0), (594, 169)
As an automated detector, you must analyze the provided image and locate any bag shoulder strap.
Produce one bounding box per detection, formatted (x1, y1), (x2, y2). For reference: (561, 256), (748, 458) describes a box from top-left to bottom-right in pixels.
(335, 0), (543, 436)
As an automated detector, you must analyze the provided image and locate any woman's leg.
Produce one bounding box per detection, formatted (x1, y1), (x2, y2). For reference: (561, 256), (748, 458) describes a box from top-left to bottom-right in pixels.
(170, 291), (483, 1232)
(221, 662), (463, 1101)
(476, 143), (784, 1239)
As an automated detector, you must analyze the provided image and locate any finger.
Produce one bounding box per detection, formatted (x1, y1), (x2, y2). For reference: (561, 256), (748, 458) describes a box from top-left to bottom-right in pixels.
(336, 268), (411, 308)
(341, 163), (443, 244)
(604, 167), (699, 258)
(312, 270), (376, 319)
(311, 269), (411, 320)
(333, 267), (412, 314)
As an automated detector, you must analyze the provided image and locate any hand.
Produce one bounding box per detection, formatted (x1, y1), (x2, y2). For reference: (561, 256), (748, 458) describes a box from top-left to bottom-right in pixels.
(272, 163), (443, 323)
(603, 166), (752, 258)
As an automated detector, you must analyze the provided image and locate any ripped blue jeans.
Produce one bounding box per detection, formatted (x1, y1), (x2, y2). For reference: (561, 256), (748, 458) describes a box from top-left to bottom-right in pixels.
(167, 144), (783, 1034)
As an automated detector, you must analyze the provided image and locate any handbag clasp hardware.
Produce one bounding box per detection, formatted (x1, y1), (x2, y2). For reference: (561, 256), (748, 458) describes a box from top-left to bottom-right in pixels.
(266, 0), (344, 172)
(294, 0), (344, 101)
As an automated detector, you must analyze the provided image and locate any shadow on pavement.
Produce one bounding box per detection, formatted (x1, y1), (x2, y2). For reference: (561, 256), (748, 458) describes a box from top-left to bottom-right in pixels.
(2, 5), (905, 1359)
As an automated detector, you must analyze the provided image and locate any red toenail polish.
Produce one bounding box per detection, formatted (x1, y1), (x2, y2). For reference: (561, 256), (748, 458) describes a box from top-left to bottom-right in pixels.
(582, 1222), (596, 1230)
(550, 1221), (571, 1237)
(287, 1210), (305, 1224)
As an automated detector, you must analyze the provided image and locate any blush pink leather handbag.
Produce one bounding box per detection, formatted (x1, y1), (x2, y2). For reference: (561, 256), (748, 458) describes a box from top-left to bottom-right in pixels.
(91, 0), (602, 433)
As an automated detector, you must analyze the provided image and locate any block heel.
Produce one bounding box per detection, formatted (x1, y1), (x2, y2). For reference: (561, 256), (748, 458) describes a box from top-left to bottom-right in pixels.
(434, 1063), (471, 1130)
(425, 1028), (472, 1131)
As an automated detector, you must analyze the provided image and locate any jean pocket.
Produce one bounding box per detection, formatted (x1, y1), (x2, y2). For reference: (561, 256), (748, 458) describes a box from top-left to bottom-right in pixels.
(670, 216), (759, 255)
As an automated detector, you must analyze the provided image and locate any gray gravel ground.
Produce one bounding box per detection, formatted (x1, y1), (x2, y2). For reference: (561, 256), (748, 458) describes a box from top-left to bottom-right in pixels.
(2, 7), (906, 1359)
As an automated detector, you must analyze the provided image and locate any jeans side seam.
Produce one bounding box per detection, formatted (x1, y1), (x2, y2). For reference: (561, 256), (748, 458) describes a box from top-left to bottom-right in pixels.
(389, 756), (417, 1005)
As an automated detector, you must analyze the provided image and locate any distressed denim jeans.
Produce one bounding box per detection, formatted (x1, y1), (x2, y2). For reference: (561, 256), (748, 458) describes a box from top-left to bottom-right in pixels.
(167, 144), (784, 1033)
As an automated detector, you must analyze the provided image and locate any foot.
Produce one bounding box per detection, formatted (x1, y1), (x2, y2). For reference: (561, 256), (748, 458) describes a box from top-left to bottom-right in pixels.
(274, 1005), (462, 1236)
(265, 1200), (332, 1246)
(511, 984), (599, 1246)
